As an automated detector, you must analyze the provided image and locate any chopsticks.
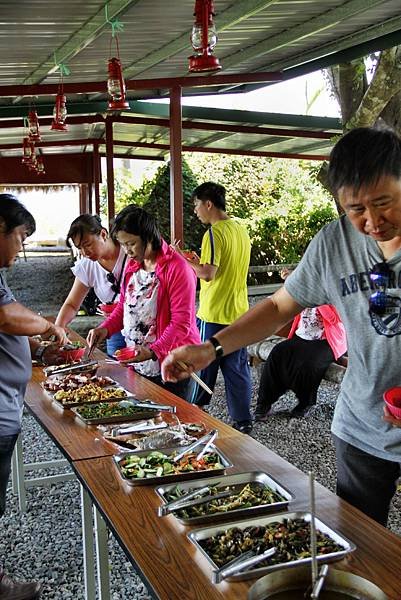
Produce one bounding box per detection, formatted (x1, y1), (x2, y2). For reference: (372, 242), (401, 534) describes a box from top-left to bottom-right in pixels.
(176, 360), (213, 396)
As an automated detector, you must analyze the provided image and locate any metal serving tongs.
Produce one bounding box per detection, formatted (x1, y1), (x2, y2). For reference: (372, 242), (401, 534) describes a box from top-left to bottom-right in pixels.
(172, 429), (218, 463)
(158, 486), (232, 517)
(305, 471), (328, 600)
(212, 546), (277, 584)
(48, 360), (98, 376)
(118, 398), (176, 413)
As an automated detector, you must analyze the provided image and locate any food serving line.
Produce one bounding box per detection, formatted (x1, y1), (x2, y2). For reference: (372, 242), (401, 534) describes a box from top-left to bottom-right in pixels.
(13, 336), (401, 599)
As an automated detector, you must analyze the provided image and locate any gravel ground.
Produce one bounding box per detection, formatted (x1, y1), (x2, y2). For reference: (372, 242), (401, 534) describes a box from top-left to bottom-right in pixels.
(3, 256), (401, 598)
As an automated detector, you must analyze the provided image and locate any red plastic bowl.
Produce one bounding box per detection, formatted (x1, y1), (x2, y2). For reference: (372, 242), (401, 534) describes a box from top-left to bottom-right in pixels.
(98, 302), (117, 315)
(383, 387), (401, 420)
(114, 347), (138, 362)
(58, 347), (86, 363)
(182, 250), (196, 260)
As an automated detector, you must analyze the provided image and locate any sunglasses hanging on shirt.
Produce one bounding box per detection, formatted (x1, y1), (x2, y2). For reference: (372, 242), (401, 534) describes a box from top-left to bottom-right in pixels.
(106, 255), (127, 302)
(368, 261), (399, 315)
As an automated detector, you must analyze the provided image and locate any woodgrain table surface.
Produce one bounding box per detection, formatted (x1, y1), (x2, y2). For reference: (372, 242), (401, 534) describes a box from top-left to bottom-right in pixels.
(73, 435), (401, 600)
(25, 339), (401, 599)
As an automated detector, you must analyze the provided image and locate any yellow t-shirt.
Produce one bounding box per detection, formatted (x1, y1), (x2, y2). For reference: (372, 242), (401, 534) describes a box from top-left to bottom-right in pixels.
(197, 218), (251, 325)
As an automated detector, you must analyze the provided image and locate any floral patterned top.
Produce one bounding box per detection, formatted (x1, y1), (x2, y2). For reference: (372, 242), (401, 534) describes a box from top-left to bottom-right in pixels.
(122, 269), (160, 377)
(295, 307), (326, 341)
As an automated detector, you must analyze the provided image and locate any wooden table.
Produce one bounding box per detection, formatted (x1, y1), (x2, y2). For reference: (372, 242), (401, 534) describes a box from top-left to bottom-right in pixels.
(73, 435), (401, 600)
(21, 346), (401, 600)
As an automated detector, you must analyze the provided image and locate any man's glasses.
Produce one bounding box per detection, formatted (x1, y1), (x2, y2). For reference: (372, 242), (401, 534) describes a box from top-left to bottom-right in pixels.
(369, 262), (397, 315)
(106, 272), (120, 295)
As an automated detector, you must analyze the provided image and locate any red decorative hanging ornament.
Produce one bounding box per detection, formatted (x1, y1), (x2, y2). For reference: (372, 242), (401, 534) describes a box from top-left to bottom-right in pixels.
(21, 137), (31, 165)
(28, 110), (41, 142)
(51, 89), (68, 131)
(107, 56), (130, 111)
(36, 155), (46, 175)
(189, 0), (221, 73)
(27, 141), (37, 171)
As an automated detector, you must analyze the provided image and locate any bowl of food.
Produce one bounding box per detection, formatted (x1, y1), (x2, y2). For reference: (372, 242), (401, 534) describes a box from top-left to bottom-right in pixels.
(59, 342), (86, 363)
(114, 347), (138, 362)
(383, 387), (401, 419)
(98, 302), (117, 315)
(182, 250), (197, 260)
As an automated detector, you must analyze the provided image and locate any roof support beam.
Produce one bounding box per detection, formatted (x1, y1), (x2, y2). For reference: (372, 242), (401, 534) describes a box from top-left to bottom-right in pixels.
(0, 71), (282, 100)
(221, 0), (389, 70)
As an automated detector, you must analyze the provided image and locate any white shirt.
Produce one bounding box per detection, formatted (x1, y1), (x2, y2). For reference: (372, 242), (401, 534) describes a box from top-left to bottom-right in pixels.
(295, 307), (325, 341)
(71, 246), (126, 304)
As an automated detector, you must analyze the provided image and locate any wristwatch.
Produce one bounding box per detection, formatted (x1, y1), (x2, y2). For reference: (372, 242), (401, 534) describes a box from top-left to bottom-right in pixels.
(33, 344), (46, 364)
(208, 336), (224, 359)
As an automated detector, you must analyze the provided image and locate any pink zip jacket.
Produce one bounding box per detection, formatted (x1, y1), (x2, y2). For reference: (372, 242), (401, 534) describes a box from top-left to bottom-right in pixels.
(288, 305), (347, 360)
(101, 239), (200, 363)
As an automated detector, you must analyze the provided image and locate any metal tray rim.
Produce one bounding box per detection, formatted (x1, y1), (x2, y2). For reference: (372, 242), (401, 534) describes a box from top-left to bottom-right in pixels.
(187, 510), (356, 582)
(113, 443), (233, 486)
(155, 471), (294, 525)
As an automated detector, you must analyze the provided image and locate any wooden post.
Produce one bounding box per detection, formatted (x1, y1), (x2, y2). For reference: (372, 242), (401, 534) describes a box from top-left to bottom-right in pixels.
(105, 116), (115, 227)
(94, 142), (101, 215)
(169, 86), (183, 245)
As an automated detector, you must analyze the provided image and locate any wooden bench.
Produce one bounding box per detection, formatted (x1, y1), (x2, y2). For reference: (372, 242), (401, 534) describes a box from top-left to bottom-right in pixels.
(248, 335), (346, 385)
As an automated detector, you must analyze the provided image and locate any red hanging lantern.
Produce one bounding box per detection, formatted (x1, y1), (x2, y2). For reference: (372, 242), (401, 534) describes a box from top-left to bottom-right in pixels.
(51, 92), (68, 131)
(189, 0), (221, 73)
(21, 137), (31, 164)
(36, 155), (46, 175)
(107, 57), (130, 111)
(28, 110), (41, 141)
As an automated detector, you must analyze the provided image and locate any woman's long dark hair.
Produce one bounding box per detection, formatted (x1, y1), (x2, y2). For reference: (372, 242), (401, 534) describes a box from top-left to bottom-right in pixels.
(66, 214), (106, 247)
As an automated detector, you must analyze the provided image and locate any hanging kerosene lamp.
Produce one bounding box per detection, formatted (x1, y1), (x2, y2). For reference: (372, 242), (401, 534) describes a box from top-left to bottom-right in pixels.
(189, 0), (221, 73)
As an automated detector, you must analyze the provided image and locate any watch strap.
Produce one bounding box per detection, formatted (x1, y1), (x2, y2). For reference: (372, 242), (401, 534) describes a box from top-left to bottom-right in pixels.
(208, 336), (224, 359)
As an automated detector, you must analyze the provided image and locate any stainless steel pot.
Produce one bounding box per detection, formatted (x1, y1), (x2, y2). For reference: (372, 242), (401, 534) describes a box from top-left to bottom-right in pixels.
(247, 566), (389, 599)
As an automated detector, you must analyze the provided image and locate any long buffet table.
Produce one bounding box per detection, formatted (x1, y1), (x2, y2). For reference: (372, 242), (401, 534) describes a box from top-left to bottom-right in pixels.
(21, 347), (401, 600)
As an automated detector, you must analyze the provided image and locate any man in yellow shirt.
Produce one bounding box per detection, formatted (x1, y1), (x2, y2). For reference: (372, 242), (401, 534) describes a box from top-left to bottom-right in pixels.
(184, 182), (253, 434)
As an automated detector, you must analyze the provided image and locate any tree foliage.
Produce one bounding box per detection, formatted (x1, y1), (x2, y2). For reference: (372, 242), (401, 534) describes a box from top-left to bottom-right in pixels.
(143, 159), (205, 249)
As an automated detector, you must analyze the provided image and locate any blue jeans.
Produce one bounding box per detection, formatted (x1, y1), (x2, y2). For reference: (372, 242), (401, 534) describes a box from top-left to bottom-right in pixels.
(0, 434), (18, 518)
(106, 331), (126, 357)
(190, 320), (252, 422)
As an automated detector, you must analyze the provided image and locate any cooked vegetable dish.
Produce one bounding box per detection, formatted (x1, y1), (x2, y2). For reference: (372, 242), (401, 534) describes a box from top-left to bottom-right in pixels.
(53, 384), (127, 406)
(165, 482), (285, 518)
(119, 450), (224, 480)
(75, 402), (157, 419)
(44, 374), (114, 392)
(199, 518), (343, 567)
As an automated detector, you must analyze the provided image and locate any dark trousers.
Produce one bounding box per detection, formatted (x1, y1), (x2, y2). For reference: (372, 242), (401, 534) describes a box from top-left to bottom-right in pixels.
(256, 336), (334, 414)
(144, 374), (192, 402)
(190, 320), (252, 422)
(333, 434), (401, 526)
(0, 433), (18, 518)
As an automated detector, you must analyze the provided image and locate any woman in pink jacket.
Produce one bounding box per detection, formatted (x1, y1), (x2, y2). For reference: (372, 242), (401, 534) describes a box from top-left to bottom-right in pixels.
(87, 205), (200, 400)
(254, 269), (347, 420)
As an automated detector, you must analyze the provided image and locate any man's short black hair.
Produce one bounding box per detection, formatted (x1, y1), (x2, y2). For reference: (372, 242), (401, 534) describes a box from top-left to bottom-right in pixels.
(0, 194), (35, 236)
(328, 127), (401, 196)
(110, 204), (162, 251)
(192, 182), (226, 211)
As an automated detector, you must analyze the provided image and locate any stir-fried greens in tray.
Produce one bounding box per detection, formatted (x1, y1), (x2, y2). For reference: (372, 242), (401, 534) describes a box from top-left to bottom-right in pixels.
(199, 518), (344, 568)
(165, 482), (286, 518)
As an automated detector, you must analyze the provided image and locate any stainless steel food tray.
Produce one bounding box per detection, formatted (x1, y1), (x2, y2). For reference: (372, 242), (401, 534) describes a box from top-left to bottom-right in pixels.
(156, 471), (294, 525)
(114, 443), (233, 486)
(188, 511), (356, 582)
(72, 402), (161, 424)
(45, 381), (132, 409)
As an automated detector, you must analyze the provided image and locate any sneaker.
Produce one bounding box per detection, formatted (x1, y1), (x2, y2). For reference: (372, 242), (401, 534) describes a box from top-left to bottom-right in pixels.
(233, 420), (253, 434)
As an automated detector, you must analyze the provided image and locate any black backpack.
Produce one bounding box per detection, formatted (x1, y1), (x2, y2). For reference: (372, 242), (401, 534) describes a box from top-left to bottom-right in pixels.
(80, 288), (100, 316)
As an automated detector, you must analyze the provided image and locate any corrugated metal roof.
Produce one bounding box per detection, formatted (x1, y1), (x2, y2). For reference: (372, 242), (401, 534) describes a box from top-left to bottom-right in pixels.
(0, 0), (399, 160)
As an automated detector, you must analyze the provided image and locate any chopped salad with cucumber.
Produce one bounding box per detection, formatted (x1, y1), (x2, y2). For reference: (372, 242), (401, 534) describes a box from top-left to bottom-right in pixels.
(119, 450), (224, 480)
